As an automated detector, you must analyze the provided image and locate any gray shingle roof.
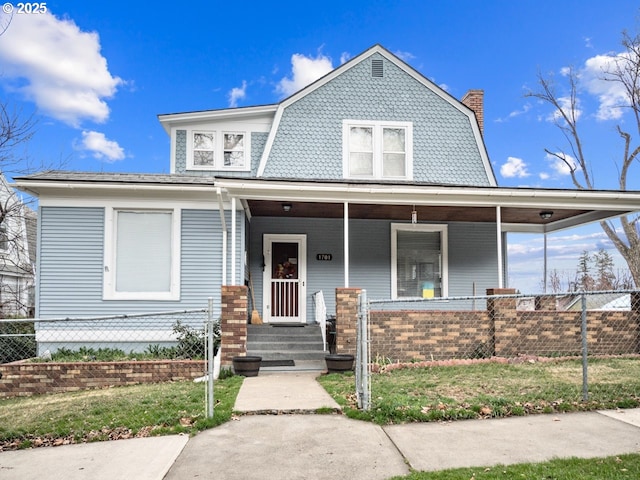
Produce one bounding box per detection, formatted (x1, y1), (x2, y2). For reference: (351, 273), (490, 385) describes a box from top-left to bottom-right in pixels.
(15, 171), (217, 185)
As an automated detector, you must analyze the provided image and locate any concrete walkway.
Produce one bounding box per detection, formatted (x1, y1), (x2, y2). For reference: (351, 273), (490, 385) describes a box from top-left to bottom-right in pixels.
(1, 371), (640, 480)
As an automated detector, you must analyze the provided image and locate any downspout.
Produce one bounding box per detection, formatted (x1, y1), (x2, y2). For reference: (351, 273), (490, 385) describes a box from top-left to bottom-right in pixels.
(217, 188), (227, 286)
(344, 201), (349, 287)
(231, 196), (237, 286)
(496, 206), (503, 288)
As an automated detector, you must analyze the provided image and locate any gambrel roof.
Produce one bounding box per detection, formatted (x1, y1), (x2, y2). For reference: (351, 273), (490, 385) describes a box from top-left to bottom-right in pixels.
(256, 44), (495, 186)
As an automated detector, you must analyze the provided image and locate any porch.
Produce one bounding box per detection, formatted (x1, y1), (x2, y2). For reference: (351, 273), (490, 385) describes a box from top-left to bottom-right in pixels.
(220, 286), (640, 368)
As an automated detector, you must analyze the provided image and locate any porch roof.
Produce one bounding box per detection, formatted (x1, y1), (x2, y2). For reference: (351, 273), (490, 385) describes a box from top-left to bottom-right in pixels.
(13, 172), (640, 234)
(215, 177), (640, 233)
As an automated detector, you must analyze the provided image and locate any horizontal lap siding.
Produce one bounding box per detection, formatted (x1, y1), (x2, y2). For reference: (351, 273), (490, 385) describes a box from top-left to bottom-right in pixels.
(448, 223), (498, 297)
(249, 218), (499, 316)
(38, 207), (232, 318)
(38, 207), (105, 317)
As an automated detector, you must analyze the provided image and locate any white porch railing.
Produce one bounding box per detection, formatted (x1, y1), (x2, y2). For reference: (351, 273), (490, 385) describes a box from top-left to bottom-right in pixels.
(314, 290), (327, 351)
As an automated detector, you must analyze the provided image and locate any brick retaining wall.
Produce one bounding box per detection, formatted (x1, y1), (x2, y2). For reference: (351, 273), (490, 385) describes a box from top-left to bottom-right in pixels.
(0, 360), (205, 398)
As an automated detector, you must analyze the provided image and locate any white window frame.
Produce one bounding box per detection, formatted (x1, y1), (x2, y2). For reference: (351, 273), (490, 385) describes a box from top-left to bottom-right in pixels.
(187, 129), (251, 172)
(103, 207), (181, 301)
(342, 120), (413, 180)
(190, 131), (216, 170)
(390, 223), (448, 299)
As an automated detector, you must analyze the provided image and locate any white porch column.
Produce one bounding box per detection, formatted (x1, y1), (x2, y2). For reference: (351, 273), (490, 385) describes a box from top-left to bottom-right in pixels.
(496, 205), (504, 288)
(344, 201), (349, 287)
(543, 232), (548, 293)
(231, 196), (237, 285)
(217, 188), (228, 286)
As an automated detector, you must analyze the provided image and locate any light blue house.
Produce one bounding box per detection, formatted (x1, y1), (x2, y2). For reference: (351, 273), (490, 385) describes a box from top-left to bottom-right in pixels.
(15, 45), (640, 344)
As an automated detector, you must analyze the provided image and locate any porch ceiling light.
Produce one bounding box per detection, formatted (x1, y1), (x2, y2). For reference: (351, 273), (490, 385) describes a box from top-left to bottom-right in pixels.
(539, 210), (553, 220)
(282, 203), (292, 212)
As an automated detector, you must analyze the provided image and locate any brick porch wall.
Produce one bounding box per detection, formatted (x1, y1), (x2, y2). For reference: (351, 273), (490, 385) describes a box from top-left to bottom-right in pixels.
(220, 285), (248, 366)
(335, 288), (361, 355)
(370, 310), (491, 361)
(334, 288), (640, 362)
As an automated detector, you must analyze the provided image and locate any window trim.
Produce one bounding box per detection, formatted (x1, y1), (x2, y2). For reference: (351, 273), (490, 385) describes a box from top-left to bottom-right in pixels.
(187, 129), (251, 172)
(190, 130), (216, 170)
(103, 207), (181, 301)
(390, 223), (448, 299)
(343, 120), (413, 180)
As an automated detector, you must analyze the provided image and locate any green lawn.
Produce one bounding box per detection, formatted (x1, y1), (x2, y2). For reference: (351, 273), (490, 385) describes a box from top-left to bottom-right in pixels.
(0, 376), (242, 449)
(389, 454), (640, 480)
(317, 357), (640, 424)
(2, 356), (640, 480)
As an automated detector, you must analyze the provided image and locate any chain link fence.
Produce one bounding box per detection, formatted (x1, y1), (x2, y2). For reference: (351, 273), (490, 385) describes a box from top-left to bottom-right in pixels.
(356, 289), (640, 409)
(0, 308), (220, 407)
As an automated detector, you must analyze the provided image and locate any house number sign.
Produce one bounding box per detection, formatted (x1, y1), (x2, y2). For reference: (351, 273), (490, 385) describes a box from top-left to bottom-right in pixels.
(316, 254), (332, 261)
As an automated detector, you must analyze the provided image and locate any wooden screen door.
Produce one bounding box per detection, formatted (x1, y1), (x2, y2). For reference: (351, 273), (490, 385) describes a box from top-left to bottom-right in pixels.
(262, 234), (306, 323)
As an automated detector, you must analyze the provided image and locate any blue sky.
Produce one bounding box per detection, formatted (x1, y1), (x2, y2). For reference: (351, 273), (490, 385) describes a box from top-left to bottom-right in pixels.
(0, 0), (639, 292)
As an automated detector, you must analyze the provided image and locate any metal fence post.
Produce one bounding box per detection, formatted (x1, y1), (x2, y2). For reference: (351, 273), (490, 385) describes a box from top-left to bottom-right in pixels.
(356, 289), (370, 411)
(206, 297), (215, 418)
(581, 292), (589, 402)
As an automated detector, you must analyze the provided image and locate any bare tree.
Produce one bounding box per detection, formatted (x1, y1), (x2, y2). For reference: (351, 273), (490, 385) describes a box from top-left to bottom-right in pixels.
(527, 30), (640, 287)
(0, 100), (38, 316)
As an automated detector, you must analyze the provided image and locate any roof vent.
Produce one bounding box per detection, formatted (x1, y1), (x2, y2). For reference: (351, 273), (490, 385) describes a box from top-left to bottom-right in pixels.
(371, 59), (384, 78)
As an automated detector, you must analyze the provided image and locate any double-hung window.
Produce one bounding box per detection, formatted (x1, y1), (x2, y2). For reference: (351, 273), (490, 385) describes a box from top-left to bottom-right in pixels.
(192, 131), (215, 168)
(343, 120), (413, 179)
(104, 208), (180, 301)
(391, 223), (448, 299)
(188, 130), (249, 171)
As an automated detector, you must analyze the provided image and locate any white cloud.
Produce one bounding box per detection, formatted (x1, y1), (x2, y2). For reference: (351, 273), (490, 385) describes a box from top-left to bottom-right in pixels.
(545, 152), (579, 176)
(581, 53), (629, 120)
(546, 95), (582, 123)
(228, 80), (247, 108)
(276, 52), (334, 98)
(500, 157), (530, 178)
(339, 52), (351, 64)
(539, 172), (550, 180)
(496, 103), (531, 123)
(78, 130), (125, 162)
(0, 12), (122, 127)
(394, 50), (415, 62)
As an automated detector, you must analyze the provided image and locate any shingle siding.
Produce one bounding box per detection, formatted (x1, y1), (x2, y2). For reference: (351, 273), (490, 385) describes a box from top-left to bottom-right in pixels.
(174, 130), (268, 177)
(262, 53), (490, 186)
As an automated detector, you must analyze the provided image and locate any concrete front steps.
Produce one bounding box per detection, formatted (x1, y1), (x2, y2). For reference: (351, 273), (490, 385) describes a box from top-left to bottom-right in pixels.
(246, 324), (328, 372)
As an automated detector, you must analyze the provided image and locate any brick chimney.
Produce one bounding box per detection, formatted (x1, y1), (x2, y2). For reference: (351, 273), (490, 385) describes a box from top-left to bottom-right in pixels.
(461, 89), (484, 135)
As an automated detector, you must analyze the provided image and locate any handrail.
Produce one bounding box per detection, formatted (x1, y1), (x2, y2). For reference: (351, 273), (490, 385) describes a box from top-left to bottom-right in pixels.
(314, 290), (327, 351)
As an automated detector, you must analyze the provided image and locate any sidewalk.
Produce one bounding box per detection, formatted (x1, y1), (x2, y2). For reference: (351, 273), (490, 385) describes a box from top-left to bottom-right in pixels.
(1, 372), (640, 480)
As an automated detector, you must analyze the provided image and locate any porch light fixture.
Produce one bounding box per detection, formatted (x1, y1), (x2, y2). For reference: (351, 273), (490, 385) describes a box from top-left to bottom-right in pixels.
(539, 210), (553, 220)
(411, 205), (417, 224)
(282, 203), (292, 212)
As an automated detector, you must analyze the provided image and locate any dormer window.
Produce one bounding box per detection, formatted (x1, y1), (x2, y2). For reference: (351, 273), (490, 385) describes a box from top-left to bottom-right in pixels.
(188, 130), (250, 171)
(343, 120), (413, 180)
(193, 131), (215, 167)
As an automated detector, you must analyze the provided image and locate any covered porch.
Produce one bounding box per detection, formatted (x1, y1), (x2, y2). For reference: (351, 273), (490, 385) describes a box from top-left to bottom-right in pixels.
(215, 178), (640, 366)
(217, 177), (639, 319)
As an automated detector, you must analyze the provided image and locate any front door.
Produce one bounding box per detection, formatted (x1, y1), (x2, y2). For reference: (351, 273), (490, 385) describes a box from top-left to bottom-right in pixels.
(262, 234), (306, 323)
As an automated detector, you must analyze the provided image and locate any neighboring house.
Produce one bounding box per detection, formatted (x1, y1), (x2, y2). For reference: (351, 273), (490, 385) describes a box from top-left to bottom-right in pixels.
(13, 45), (640, 350)
(0, 173), (35, 317)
